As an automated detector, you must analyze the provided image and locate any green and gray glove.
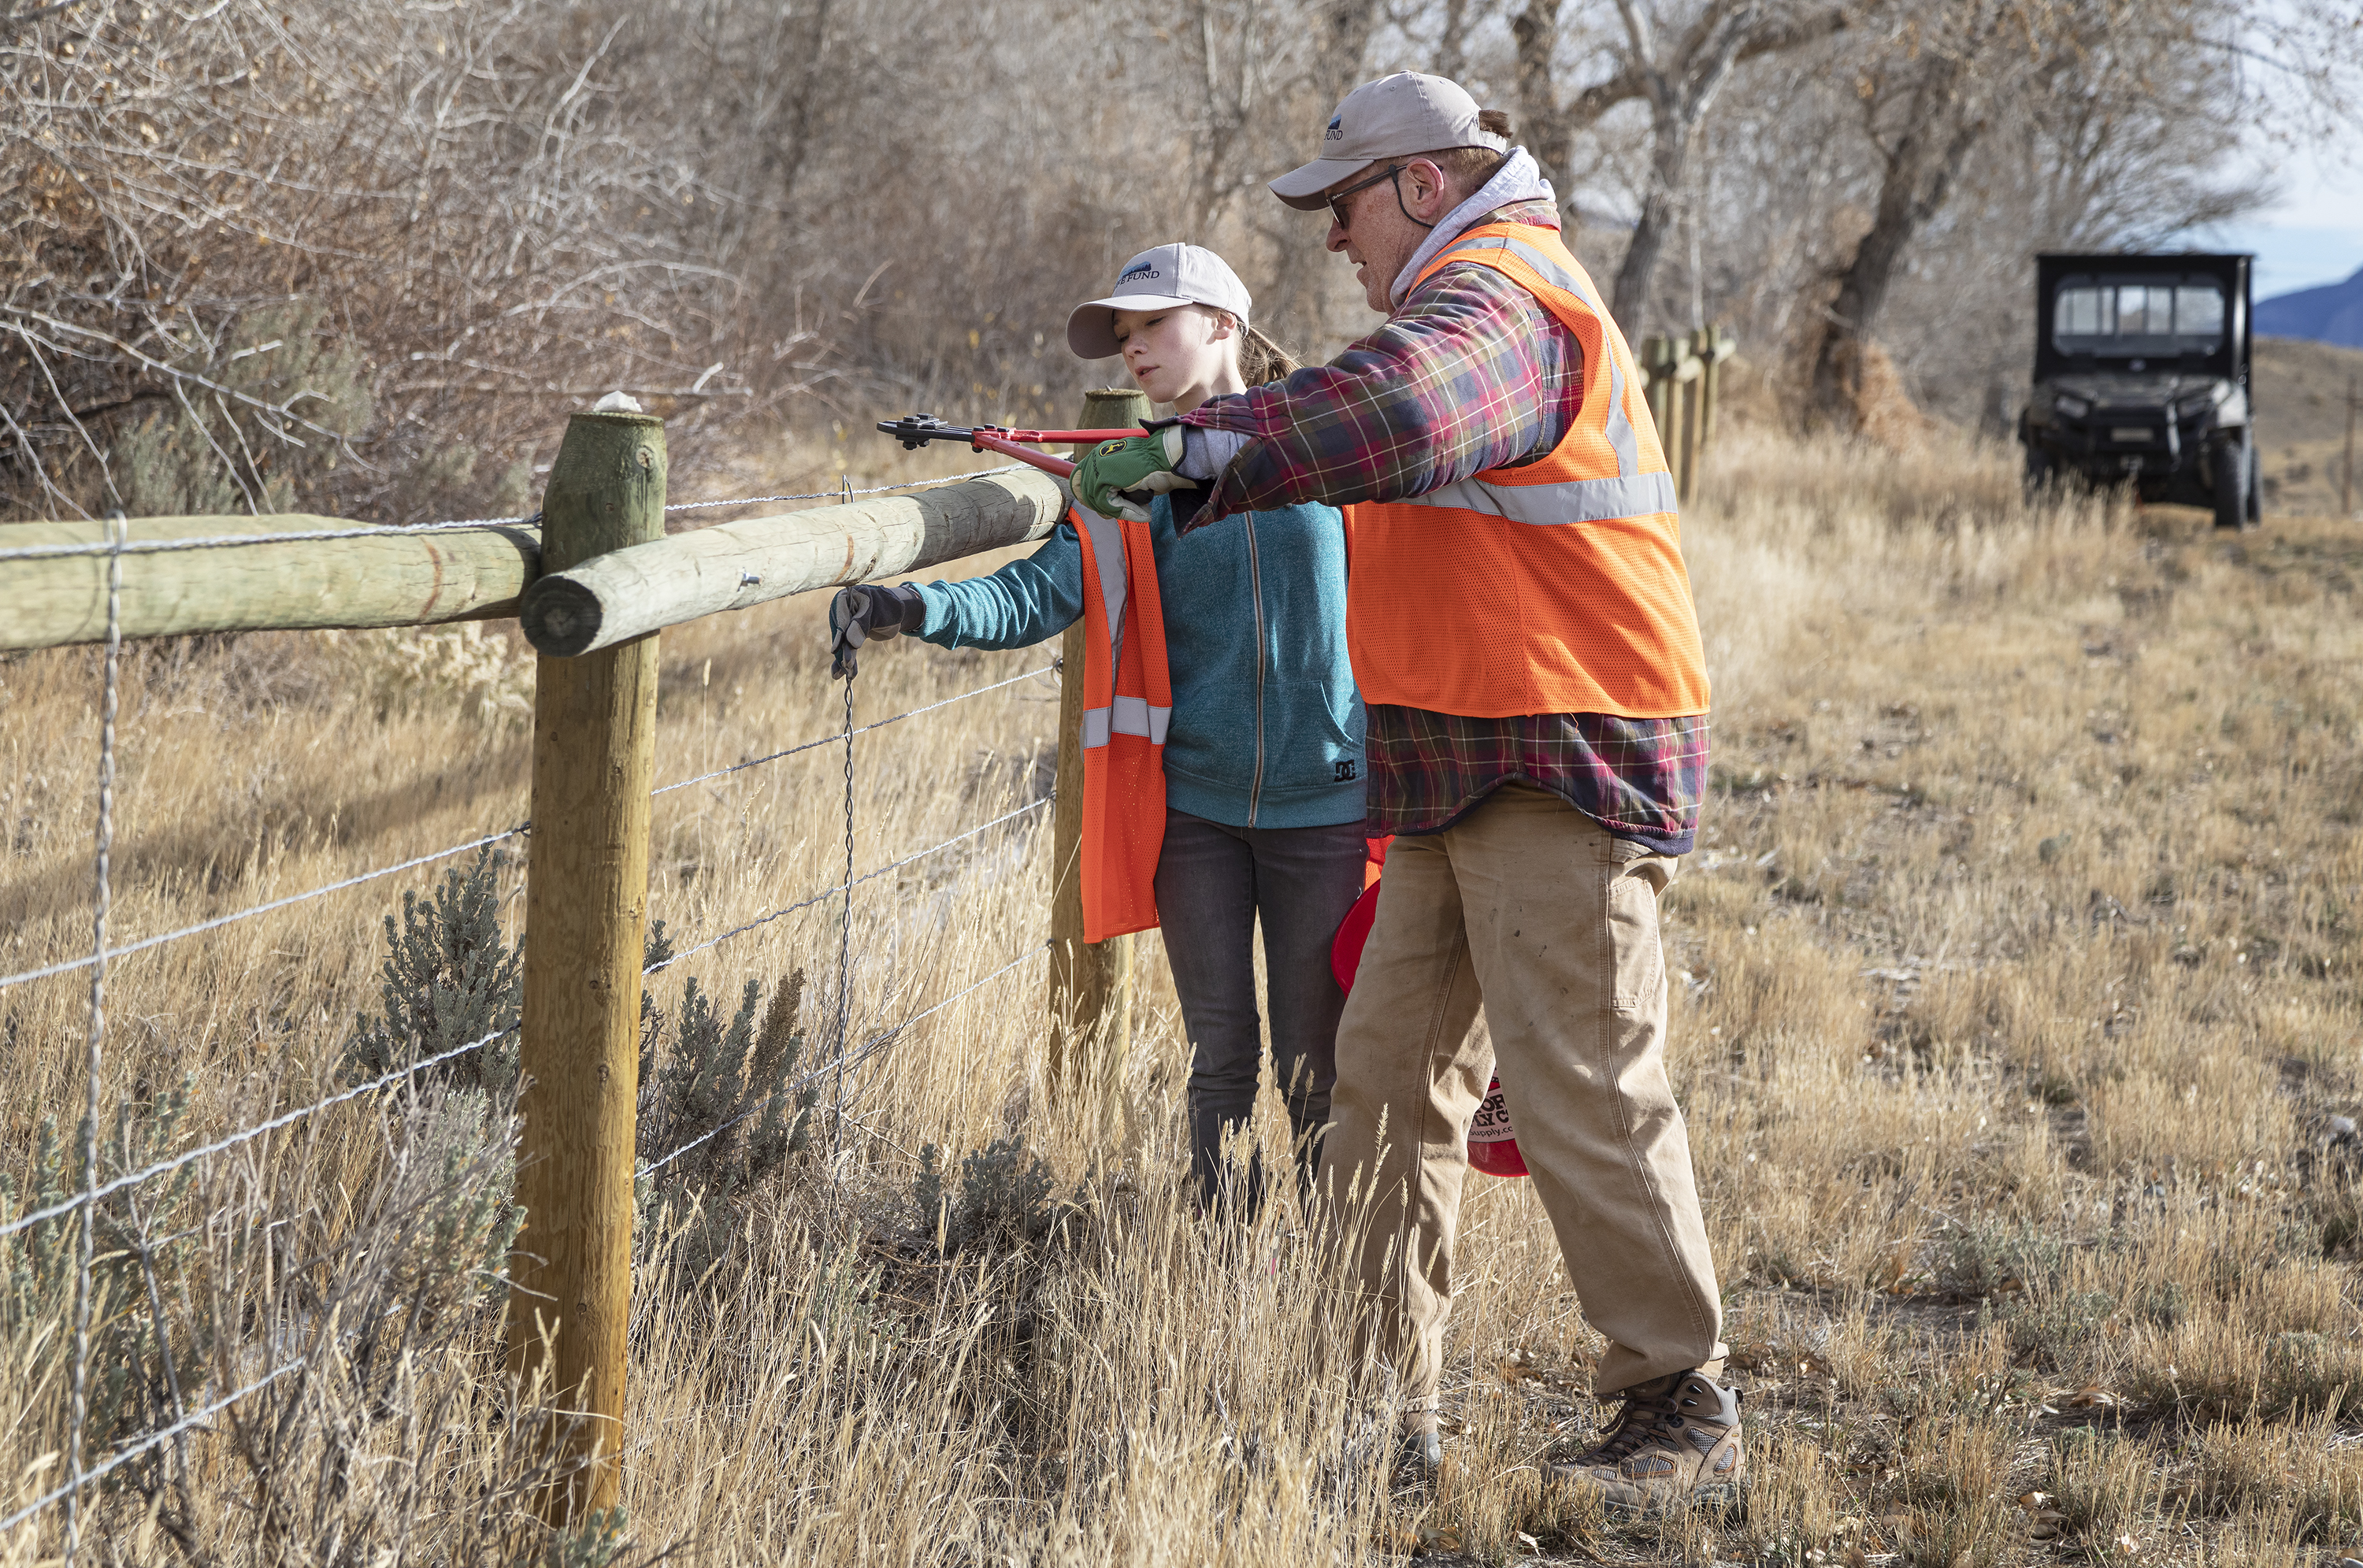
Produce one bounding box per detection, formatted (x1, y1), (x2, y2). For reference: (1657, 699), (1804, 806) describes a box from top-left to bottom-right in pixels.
(1070, 425), (1193, 522)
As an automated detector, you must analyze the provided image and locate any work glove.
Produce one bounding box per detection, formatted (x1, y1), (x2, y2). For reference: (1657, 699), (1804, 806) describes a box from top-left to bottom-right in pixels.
(1070, 425), (1193, 522)
(828, 584), (922, 679)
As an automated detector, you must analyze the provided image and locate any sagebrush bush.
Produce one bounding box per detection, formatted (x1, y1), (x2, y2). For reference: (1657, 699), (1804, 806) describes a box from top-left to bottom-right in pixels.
(343, 847), (523, 1095)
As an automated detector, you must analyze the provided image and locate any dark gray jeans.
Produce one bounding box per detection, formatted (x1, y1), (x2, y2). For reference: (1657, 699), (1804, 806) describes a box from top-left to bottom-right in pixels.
(1153, 808), (1369, 1211)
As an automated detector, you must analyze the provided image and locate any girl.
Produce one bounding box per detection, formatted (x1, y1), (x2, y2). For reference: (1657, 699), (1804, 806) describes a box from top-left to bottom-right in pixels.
(836, 243), (1366, 1213)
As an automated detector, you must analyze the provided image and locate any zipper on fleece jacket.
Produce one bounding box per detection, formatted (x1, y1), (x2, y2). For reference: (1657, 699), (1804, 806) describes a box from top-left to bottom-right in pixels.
(1245, 510), (1266, 827)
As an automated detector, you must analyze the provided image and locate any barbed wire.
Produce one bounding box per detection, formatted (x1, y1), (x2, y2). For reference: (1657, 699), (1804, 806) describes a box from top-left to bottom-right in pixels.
(651, 661), (1055, 798)
(635, 940), (1049, 1180)
(0, 1361), (309, 1537)
(645, 796), (1050, 976)
(0, 1028), (512, 1246)
(662, 465), (1026, 512)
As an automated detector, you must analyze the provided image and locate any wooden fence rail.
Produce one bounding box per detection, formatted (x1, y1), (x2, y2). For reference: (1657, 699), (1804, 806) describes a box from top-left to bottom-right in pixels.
(0, 401), (1137, 1529)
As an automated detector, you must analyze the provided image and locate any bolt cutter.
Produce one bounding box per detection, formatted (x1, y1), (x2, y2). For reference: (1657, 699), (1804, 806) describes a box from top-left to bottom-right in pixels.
(876, 413), (1150, 480)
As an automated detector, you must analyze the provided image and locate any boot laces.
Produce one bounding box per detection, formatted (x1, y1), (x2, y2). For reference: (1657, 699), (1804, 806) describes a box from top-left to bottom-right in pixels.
(1574, 1383), (1685, 1466)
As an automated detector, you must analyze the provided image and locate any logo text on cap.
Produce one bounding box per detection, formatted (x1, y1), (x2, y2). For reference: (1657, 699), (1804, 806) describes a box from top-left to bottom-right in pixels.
(1120, 265), (1161, 284)
(1325, 115), (1344, 141)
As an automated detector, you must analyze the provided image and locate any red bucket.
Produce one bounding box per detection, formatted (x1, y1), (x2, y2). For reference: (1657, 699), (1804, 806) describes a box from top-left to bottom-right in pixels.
(1332, 877), (1528, 1180)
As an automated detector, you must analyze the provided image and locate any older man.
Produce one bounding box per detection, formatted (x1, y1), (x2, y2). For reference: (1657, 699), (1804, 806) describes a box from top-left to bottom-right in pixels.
(1074, 71), (1738, 1508)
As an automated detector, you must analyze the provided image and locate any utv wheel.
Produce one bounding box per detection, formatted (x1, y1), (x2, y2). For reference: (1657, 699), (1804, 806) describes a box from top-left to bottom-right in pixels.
(2212, 433), (2251, 530)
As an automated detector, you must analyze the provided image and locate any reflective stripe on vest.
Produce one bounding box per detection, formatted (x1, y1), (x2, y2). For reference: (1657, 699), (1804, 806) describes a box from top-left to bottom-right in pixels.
(1081, 695), (1173, 748)
(1344, 222), (1710, 720)
(1071, 504), (1170, 943)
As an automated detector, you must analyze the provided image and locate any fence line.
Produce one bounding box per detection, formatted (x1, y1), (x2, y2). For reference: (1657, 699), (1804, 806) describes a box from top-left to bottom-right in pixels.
(0, 1361), (309, 1538)
(0, 465), (1031, 565)
(4, 413), (1082, 1544)
(0, 826), (531, 995)
(661, 464), (1022, 512)
(0, 1027), (517, 1246)
(651, 661), (1055, 798)
(647, 796), (1052, 975)
(62, 513), (124, 1563)
(0, 663), (1057, 996)
(0, 516), (540, 565)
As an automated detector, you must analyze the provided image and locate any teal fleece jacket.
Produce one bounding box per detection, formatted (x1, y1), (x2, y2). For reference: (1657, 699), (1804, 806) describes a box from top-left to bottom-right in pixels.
(910, 495), (1364, 831)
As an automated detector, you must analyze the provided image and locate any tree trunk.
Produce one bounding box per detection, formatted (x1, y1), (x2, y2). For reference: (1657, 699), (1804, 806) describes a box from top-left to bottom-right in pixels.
(1608, 113), (1692, 335)
(1809, 54), (1986, 427)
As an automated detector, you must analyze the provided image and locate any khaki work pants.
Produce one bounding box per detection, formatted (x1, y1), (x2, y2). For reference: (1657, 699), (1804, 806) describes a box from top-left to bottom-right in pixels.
(1322, 784), (1725, 1406)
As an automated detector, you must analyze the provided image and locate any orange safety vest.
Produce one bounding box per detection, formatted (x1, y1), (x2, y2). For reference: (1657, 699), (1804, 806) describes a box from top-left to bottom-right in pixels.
(1345, 223), (1711, 719)
(1071, 504), (1171, 943)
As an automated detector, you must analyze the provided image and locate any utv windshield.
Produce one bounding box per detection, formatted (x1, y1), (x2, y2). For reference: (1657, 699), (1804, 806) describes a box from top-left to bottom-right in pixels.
(2052, 276), (2226, 357)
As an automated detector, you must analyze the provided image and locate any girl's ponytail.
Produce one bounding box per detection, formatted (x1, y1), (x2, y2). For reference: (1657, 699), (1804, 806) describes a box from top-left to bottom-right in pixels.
(1237, 324), (1300, 386)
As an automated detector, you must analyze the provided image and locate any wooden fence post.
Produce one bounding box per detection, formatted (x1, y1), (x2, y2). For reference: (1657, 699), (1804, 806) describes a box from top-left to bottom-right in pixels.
(507, 407), (666, 1522)
(1047, 387), (1148, 1126)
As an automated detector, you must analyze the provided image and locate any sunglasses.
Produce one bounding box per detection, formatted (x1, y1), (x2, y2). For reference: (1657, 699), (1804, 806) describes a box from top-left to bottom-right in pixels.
(1325, 163), (1411, 232)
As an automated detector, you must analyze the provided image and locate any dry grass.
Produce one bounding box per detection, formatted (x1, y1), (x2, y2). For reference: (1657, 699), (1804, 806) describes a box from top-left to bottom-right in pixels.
(2, 426), (2360, 1563)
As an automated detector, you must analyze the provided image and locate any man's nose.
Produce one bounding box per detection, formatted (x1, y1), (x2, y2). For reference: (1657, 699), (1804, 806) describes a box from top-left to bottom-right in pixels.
(1325, 221), (1350, 254)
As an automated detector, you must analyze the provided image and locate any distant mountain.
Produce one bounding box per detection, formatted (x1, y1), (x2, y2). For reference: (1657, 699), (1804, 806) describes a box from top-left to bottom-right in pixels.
(2256, 265), (2363, 347)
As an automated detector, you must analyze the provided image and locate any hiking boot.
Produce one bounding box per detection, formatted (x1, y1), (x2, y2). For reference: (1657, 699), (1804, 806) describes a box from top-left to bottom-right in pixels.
(1397, 1415), (1444, 1477)
(1548, 1369), (1743, 1512)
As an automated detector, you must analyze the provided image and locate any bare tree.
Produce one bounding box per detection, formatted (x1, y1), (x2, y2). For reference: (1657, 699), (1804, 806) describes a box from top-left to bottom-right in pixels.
(1807, 0), (2361, 429)
(1512, 0), (1850, 332)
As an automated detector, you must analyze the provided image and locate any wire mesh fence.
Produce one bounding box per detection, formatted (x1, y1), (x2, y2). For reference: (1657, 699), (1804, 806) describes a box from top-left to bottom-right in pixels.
(0, 465), (1063, 1557)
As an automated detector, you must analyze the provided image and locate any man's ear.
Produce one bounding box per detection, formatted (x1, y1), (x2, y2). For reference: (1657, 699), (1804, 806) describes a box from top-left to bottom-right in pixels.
(1404, 158), (1452, 217)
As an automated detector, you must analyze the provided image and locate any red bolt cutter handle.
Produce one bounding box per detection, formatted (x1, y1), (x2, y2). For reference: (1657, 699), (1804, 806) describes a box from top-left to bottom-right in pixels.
(967, 428), (1078, 479)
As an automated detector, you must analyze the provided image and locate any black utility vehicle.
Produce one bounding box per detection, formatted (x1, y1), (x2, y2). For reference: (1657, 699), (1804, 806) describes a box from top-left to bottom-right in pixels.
(2019, 252), (2257, 528)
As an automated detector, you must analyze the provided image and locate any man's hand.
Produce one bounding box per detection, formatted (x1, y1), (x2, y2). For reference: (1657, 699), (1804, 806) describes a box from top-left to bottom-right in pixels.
(1070, 427), (1191, 521)
(829, 584), (920, 679)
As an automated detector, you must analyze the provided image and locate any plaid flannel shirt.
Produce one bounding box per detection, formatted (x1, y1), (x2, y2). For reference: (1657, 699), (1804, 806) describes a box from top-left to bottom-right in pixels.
(1180, 198), (1708, 853)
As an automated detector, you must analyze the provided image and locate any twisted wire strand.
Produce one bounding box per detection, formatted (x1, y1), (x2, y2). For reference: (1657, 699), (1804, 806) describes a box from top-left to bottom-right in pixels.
(0, 826), (529, 995)
(644, 796), (1050, 977)
(0, 1029), (512, 1245)
(0, 460), (1031, 565)
(0, 515), (540, 565)
(0, 661), (1054, 995)
(651, 662), (1053, 798)
(635, 940), (1048, 1179)
(662, 465), (1025, 511)
(63, 513), (124, 1563)
(0, 1361), (307, 1536)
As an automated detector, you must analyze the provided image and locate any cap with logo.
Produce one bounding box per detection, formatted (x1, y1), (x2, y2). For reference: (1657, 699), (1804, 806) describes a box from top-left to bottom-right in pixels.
(1267, 71), (1507, 211)
(1066, 243), (1255, 360)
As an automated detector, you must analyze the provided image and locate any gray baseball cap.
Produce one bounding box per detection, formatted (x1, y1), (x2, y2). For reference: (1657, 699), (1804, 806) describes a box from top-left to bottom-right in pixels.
(1066, 243), (1254, 359)
(1268, 72), (1508, 211)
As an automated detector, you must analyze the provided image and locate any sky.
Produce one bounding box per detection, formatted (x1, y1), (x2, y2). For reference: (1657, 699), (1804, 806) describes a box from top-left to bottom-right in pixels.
(2193, 120), (2363, 302)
